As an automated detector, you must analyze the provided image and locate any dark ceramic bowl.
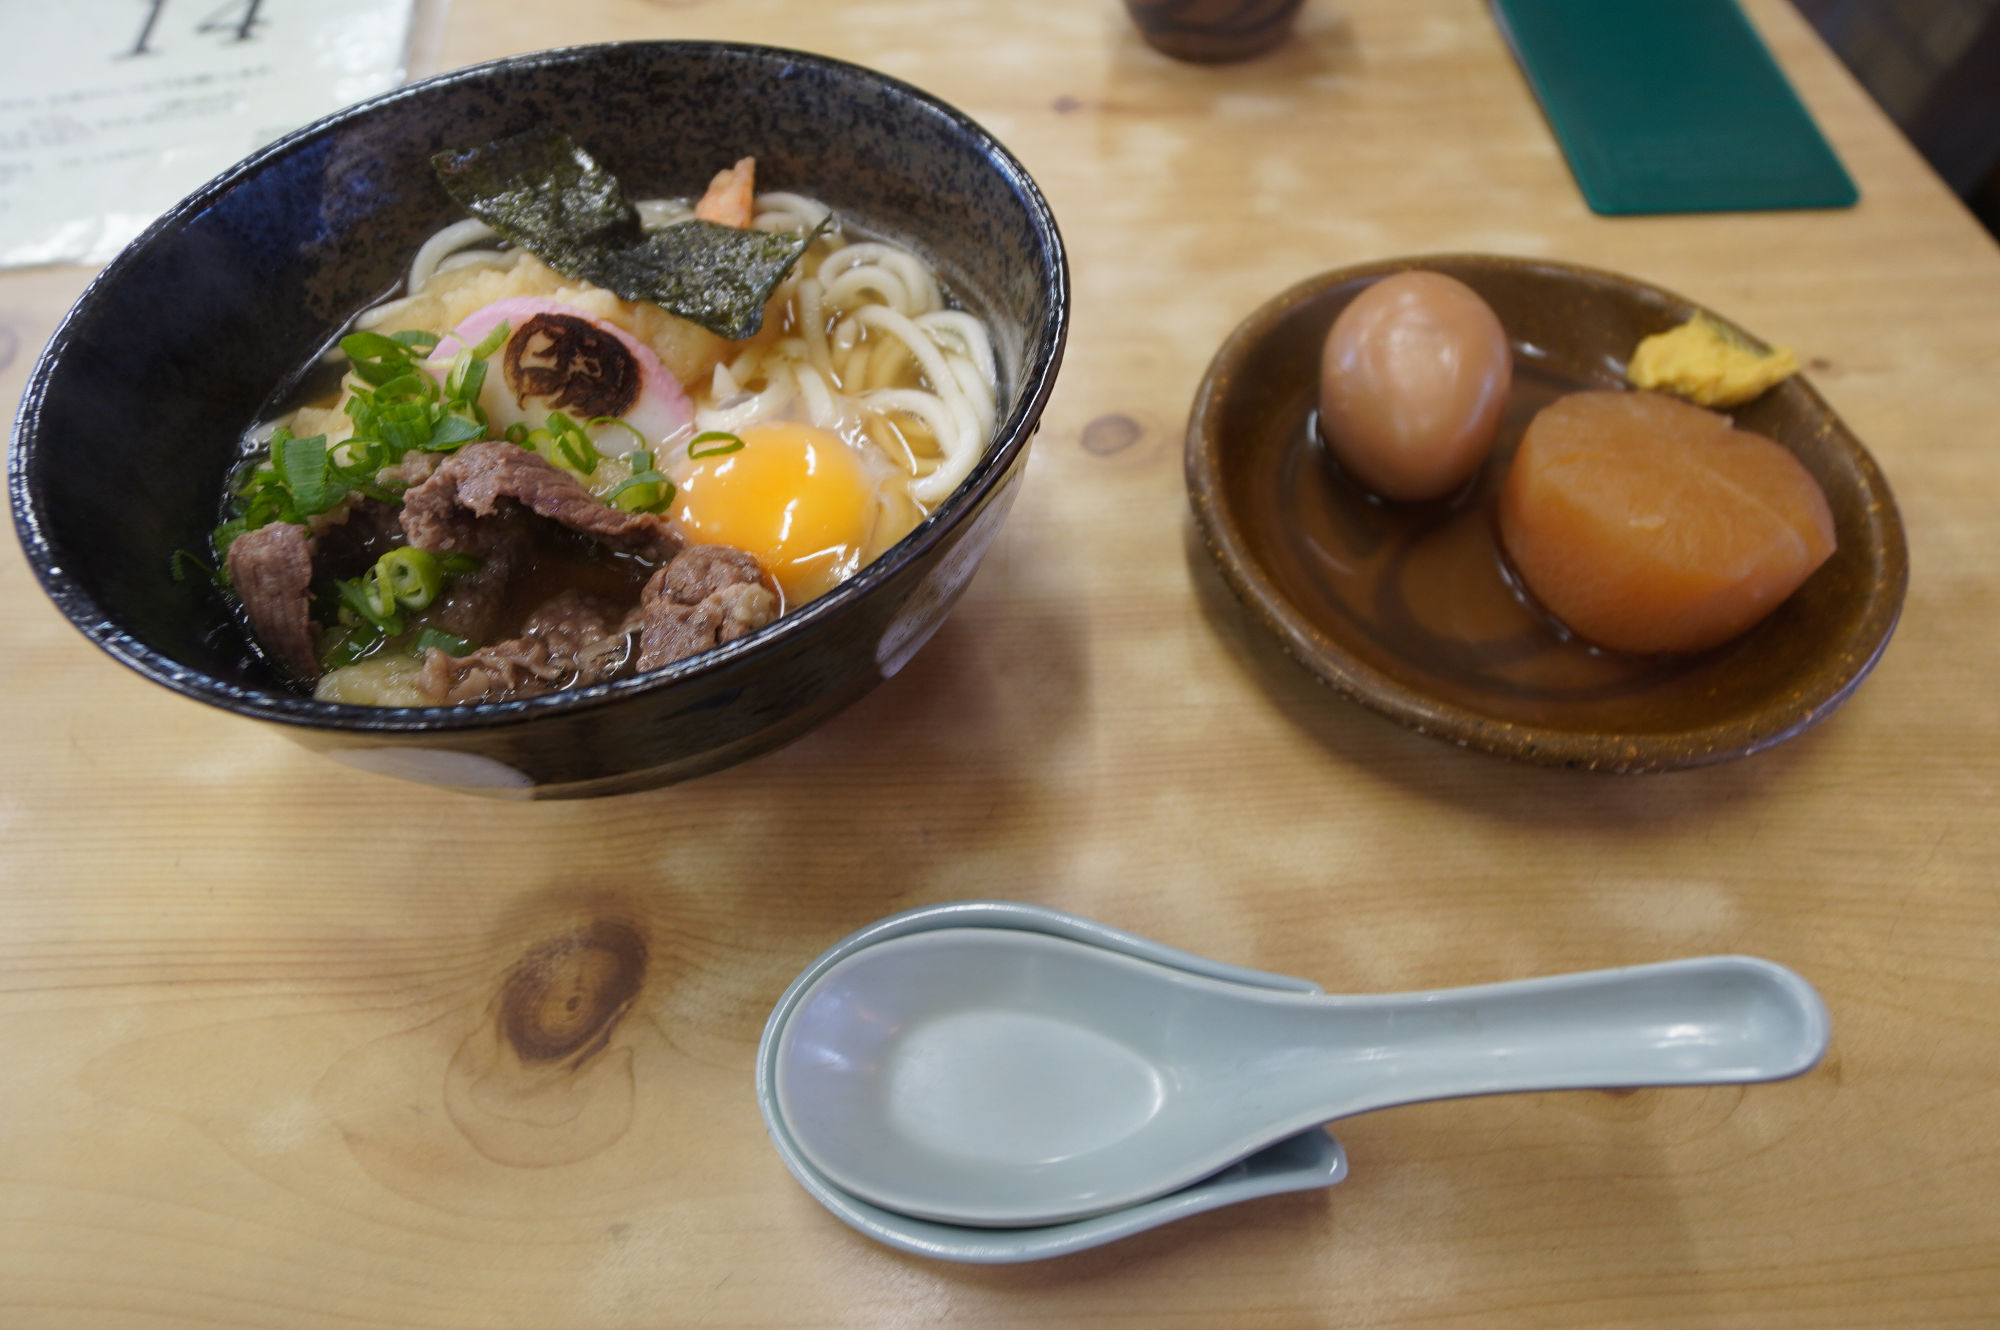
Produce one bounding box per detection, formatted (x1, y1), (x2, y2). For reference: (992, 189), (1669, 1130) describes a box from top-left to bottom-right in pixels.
(1186, 254), (1906, 772)
(11, 42), (1068, 798)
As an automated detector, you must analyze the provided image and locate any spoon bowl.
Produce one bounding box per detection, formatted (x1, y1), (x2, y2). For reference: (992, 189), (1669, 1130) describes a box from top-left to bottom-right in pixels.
(757, 901), (1352, 1261)
(771, 917), (1829, 1228)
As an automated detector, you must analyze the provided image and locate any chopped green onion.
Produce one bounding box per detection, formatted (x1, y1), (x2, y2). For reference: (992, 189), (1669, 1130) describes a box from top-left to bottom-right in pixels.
(211, 319), (503, 566)
(413, 626), (476, 658)
(320, 623), (388, 670)
(339, 331), (424, 387)
(609, 475), (674, 511)
(468, 319), (512, 361)
(170, 549), (222, 587)
(376, 547), (444, 610)
(688, 430), (744, 459)
(505, 421), (531, 447)
(427, 413), (486, 449)
(336, 574), (405, 636)
(364, 568), (399, 619)
(340, 330), (412, 361)
(444, 349), (485, 404)
(590, 415), (650, 450)
(316, 546), (475, 661)
(376, 403), (436, 453)
(272, 430), (345, 516)
(544, 410), (603, 476)
(607, 448), (676, 512)
(212, 516), (250, 557)
(376, 370), (441, 404)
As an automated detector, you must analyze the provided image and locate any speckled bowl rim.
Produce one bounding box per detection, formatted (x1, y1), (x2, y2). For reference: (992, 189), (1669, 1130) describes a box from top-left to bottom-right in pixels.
(10, 40), (1069, 736)
(1184, 254), (1908, 772)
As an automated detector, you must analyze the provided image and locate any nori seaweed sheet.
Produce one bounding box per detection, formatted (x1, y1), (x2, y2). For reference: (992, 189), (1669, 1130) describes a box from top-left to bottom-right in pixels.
(432, 126), (821, 341)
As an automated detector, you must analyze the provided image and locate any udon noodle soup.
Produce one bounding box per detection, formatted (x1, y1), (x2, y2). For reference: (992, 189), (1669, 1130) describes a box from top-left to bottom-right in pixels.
(213, 153), (998, 707)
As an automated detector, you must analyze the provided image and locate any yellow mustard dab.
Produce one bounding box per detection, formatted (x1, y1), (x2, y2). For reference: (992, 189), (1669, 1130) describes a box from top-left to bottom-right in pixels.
(1626, 312), (1798, 408)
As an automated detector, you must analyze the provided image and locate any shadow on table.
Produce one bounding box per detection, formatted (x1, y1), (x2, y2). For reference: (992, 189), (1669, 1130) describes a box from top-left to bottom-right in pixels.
(555, 534), (1100, 1052)
(888, 1096), (1714, 1320)
(81, 545), (1101, 1229)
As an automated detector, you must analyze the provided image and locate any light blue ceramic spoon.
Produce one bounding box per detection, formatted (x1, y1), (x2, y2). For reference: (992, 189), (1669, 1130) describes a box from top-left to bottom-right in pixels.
(768, 906), (1829, 1229)
(755, 902), (1348, 1262)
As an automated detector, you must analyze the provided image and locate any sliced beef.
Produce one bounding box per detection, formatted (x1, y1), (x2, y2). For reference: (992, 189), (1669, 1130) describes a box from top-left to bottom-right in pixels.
(634, 598), (726, 671)
(660, 543), (766, 604)
(415, 544), (777, 704)
(400, 441), (682, 562)
(227, 455), (452, 680)
(377, 451), (441, 490)
(711, 580), (780, 644)
(305, 454), (442, 576)
(230, 440), (778, 703)
(422, 508), (534, 645)
(415, 590), (634, 705)
(225, 521), (319, 680)
(632, 544), (779, 673)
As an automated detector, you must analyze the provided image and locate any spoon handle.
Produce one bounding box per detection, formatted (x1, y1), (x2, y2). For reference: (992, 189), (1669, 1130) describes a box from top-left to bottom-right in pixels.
(1279, 956), (1829, 1120)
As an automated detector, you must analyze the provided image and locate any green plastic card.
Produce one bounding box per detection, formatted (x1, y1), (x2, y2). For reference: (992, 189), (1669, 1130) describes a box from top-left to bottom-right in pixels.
(1491, 0), (1858, 215)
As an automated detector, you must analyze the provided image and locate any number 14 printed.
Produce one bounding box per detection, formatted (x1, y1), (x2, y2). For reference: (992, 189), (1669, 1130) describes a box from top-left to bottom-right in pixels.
(125, 0), (265, 58)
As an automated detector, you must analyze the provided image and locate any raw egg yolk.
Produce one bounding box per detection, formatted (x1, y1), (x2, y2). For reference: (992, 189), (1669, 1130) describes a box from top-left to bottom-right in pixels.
(673, 421), (877, 604)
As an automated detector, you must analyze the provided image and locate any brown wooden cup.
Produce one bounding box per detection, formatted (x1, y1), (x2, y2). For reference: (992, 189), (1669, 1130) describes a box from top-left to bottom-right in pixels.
(1123, 0), (1307, 62)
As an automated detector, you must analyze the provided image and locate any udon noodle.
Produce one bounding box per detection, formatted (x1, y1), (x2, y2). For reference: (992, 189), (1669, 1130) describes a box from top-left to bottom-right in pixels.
(356, 190), (997, 509)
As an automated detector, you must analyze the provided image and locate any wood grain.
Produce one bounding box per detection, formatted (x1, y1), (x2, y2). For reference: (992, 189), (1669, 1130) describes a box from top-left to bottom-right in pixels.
(3, 1), (1997, 1326)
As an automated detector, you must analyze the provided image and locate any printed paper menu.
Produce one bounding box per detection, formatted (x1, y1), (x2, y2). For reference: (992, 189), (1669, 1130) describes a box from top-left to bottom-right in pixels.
(0, 0), (416, 269)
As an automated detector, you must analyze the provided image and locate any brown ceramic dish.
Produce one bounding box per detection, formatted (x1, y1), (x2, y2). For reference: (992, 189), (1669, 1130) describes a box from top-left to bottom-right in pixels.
(1185, 254), (1906, 772)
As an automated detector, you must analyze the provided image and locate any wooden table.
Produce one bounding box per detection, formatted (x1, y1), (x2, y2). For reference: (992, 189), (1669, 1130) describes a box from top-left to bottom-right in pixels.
(4, 1), (1996, 1325)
